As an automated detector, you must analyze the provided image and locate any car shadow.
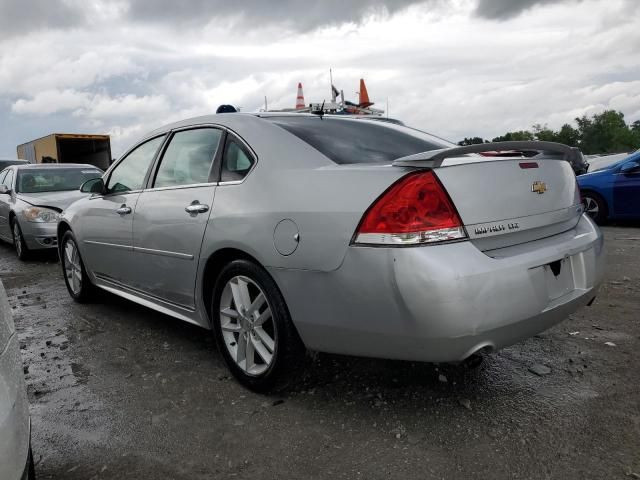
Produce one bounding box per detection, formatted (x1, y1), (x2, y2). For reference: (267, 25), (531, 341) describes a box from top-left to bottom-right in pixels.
(0, 240), (59, 262)
(88, 288), (532, 406)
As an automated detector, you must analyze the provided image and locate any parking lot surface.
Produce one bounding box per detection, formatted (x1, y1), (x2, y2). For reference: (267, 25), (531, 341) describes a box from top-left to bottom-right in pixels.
(1, 225), (639, 480)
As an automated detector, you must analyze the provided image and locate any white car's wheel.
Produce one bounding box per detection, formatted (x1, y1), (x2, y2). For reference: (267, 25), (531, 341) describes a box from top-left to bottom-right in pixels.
(60, 230), (96, 303)
(212, 259), (305, 391)
(11, 220), (30, 261)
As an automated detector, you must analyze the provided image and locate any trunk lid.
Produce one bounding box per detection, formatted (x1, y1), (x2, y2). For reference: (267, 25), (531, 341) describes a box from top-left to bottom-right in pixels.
(404, 157), (583, 250)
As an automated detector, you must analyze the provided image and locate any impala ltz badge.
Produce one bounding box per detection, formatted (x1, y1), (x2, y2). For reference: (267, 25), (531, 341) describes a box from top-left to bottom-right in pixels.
(531, 181), (547, 194)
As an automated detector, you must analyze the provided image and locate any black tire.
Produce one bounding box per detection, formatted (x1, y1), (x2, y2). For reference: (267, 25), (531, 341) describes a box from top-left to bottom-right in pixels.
(211, 259), (305, 392)
(59, 230), (96, 303)
(11, 219), (30, 261)
(27, 445), (36, 480)
(582, 191), (608, 225)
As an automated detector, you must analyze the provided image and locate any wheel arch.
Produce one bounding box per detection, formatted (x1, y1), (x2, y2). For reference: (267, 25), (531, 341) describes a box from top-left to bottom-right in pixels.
(580, 188), (609, 221)
(199, 247), (299, 339)
(57, 221), (72, 252)
(201, 247), (264, 326)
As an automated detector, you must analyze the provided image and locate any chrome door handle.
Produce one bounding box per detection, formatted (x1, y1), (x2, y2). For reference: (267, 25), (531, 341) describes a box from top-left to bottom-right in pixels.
(185, 202), (209, 214)
(116, 205), (132, 215)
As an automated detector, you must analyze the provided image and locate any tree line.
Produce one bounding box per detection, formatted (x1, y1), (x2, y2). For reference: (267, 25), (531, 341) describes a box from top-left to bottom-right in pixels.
(458, 110), (640, 155)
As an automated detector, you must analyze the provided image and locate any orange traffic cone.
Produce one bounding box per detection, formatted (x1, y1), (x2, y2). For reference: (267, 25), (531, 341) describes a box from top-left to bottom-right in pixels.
(359, 79), (373, 108)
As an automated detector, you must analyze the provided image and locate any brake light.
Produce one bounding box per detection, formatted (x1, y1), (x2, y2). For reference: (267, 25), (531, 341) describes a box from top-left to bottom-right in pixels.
(519, 162), (539, 169)
(353, 171), (467, 246)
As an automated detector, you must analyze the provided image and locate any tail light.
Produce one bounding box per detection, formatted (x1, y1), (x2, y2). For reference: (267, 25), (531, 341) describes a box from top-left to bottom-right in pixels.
(352, 170), (467, 246)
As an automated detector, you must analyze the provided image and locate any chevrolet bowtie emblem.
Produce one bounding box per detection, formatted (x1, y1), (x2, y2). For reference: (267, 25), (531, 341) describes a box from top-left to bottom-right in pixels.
(531, 181), (547, 194)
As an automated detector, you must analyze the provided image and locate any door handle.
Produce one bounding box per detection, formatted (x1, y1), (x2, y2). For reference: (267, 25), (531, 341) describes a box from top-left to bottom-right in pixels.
(185, 201), (209, 214)
(116, 205), (132, 215)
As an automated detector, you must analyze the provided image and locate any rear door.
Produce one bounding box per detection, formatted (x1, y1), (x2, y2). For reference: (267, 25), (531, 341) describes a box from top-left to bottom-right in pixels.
(80, 135), (165, 285)
(129, 127), (223, 309)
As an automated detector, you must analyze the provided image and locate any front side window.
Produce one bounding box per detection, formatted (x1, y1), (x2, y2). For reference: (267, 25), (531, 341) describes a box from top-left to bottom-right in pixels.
(0, 170), (7, 186)
(154, 128), (221, 188)
(221, 139), (254, 182)
(16, 168), (102, 193)
(107, 136), (164, 193)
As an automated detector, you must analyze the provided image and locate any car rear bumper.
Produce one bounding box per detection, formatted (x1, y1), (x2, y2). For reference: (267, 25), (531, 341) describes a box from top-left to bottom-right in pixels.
(272, 214), (605, 362)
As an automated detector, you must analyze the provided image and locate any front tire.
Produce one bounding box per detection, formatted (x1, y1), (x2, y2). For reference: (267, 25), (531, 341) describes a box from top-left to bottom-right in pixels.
(211, 259), (305, 392)
(11, 219), (30, 261)
(60, 231), (96, 303)
(582, 191), (607, 224)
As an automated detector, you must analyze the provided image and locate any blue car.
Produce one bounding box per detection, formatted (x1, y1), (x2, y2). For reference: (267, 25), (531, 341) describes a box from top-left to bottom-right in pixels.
(578, 150), (640, 224)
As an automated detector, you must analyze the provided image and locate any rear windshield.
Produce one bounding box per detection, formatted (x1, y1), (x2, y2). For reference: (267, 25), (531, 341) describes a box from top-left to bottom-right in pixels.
(16, 168), (102, 193)
(266, 116), (453, 164)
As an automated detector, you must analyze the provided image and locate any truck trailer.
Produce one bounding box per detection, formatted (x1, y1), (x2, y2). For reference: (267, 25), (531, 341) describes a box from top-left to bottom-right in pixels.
(17, 133), (111, 170)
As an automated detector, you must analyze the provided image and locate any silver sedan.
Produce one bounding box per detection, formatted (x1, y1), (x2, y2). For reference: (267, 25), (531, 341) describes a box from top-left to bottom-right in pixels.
(0, 164), (102, 260)
(57, 114), (605, 391)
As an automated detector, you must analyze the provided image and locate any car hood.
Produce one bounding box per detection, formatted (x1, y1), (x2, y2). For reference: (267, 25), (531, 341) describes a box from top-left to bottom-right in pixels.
(17, 190), (87, 210)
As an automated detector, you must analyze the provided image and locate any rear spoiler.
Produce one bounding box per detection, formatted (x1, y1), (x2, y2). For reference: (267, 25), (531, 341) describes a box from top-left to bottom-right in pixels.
(393, 141), (581, 168)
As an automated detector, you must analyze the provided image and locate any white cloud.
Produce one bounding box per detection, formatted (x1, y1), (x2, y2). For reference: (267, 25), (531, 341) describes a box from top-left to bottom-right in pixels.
(11, 89), (90, 115)
(1, 0), (639, 157)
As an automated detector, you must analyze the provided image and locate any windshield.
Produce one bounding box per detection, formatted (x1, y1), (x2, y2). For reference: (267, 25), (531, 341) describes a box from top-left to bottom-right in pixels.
(266, 116), (454, 164)
(16, 168), (102, 193)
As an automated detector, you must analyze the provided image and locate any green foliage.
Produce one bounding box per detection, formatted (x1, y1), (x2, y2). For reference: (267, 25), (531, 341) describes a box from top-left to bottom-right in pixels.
(457, 136), (488, 146)
(460, 110), (640, 154)
(491, 130), (535, 142)
(575, 110), (637, 154)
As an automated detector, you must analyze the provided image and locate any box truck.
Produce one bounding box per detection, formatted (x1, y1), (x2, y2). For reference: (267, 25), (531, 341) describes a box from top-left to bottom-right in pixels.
(17, 133), (111, 170)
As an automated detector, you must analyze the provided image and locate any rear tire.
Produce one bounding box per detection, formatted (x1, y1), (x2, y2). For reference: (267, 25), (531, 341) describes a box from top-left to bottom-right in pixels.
(582, 191), (607, 224)
(211, 259), (305, 392)
(60, 231), (96, 303)
(11, 219), (30, 261)
(27, 445), (36, 480)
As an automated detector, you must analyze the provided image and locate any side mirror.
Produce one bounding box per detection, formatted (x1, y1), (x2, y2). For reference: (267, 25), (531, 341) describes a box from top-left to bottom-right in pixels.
(80, 177), (105, 194)
(620, 161), (640, 174)
(0, 184), (10, 195)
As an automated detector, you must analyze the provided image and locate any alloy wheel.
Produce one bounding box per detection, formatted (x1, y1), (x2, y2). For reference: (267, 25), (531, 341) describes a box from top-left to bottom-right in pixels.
(63, 239), (83, 295)
(13, 222), (22, 257)
(583, 196), (599, 218)
(219, 275), (276, 376)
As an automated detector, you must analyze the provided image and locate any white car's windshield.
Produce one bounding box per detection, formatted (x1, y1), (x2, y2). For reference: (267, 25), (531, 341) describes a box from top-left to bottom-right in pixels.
(16, 168), (102, 193)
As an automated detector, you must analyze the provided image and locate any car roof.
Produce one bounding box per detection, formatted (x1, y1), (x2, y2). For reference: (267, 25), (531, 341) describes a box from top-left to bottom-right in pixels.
(15, 163), (100, 170)
(148, 111), (387, 134)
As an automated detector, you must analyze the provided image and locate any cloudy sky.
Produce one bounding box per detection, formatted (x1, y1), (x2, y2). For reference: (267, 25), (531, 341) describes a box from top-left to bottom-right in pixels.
(1, 0), (639, 157)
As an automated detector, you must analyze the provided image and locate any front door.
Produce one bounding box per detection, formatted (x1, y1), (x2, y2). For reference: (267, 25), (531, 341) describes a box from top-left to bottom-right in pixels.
(613, 158), (640, 217)
(80, 135), (165, 285)
(0, 169), (13, 241)
(130, 127), (222, 309)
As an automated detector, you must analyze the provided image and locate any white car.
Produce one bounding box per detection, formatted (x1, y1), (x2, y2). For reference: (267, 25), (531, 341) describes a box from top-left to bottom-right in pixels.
(0, 281), (34, 479)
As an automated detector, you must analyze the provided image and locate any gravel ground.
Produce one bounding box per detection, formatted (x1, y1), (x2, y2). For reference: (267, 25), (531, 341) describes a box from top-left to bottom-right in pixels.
(1, 225), (639, 480)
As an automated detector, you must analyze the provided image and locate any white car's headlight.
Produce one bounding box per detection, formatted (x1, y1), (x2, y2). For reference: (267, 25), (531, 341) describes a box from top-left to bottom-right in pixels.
(23, 207), (60, 223)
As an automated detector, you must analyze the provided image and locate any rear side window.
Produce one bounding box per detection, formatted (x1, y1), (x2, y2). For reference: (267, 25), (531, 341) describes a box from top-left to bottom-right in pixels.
(221, 138), (254, 182)
(154, 128), (222, 188)
(267, 117), (452, 165)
